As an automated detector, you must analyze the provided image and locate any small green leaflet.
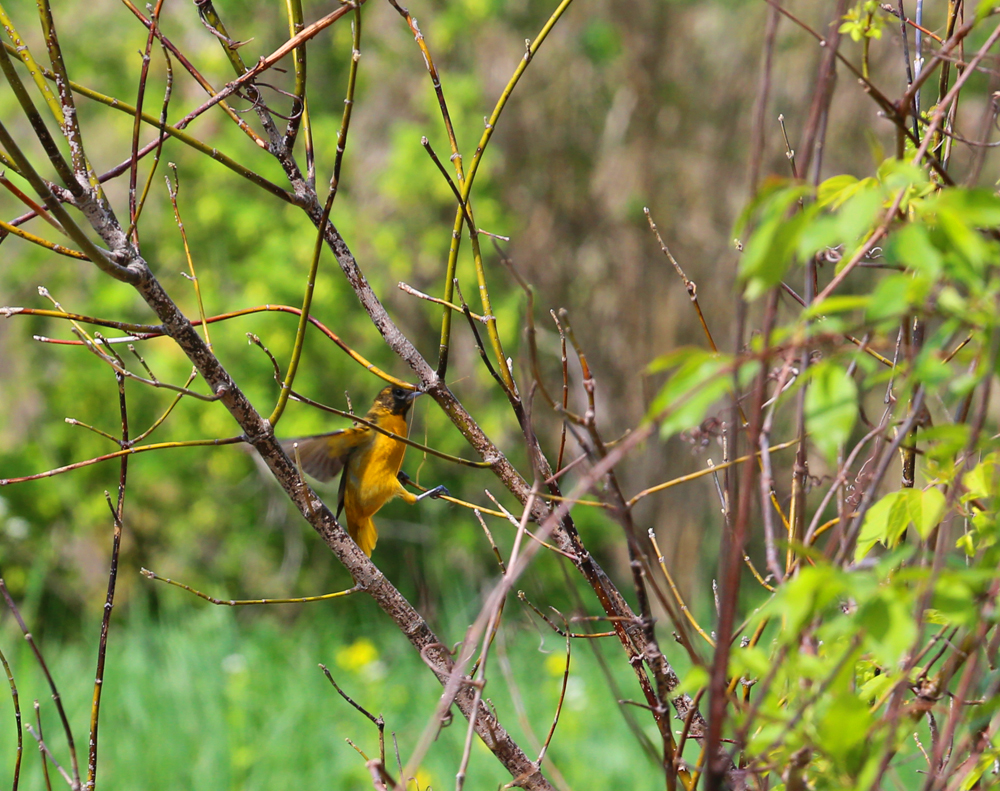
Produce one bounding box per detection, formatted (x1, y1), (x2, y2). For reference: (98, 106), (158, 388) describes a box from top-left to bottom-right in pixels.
(804, 361), (858, 463)
(646, 348), (733, 440)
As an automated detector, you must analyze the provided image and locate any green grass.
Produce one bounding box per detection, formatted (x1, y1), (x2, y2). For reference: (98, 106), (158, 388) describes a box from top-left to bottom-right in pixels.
(0, 601), (668, 789)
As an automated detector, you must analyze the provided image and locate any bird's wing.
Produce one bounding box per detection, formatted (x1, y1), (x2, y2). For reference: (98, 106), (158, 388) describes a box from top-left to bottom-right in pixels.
(279, 427), (371, 482)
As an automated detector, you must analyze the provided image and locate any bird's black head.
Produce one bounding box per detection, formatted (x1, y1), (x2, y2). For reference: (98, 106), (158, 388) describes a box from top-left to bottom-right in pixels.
(373, 384), (422, 416)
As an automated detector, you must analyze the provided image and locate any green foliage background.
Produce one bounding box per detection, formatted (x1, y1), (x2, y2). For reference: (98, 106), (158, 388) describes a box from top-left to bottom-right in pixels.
(4, 0), (1000, 787)
(0, 0), (813, 632)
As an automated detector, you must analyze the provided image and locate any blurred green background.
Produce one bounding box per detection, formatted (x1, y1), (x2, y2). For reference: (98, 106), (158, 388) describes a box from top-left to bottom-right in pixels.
(1, 0), (998, 786)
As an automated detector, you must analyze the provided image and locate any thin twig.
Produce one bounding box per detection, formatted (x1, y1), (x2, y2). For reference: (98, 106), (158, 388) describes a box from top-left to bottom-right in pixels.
(0, 646), (21, 791)
(0, 581), (80, 789)
(320, 665), (385, 767)
(142, 569), (362, 606)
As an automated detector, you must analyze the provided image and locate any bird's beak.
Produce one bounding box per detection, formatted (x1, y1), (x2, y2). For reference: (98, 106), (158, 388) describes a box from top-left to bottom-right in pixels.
(404, 389), (423, 403)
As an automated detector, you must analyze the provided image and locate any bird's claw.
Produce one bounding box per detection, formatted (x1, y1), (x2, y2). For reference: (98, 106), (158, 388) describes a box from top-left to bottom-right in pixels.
(414, 483), (450, 502)
(430, 485), (450, 499)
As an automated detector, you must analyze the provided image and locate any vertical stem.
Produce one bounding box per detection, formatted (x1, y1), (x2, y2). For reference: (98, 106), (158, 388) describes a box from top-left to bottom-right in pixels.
(437, 207), (465, 377)
(0, 647), (21, 791)
(896, 0), (920, 143)
(705, 292), (777, 791)
(87, 372), (128, 790)
(128, 0), (166, 244)
(437, 0), (576, 384)
(283, 0), (311, 168)
(787, 255), (815, 574)
(797, 0), (847, 178)
(270, 4), (362, 426)
(914, 0), (924, 112)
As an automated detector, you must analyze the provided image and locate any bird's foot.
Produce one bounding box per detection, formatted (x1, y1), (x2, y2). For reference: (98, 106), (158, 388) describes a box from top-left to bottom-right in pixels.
(415, 484), (450, 502)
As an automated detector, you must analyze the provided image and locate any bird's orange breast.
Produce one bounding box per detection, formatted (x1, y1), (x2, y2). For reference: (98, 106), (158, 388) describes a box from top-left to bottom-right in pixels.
(343, 412), (409, 520)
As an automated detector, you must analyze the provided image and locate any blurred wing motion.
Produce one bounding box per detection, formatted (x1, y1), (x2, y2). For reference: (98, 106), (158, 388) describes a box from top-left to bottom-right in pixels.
(279, 427), (371, 482)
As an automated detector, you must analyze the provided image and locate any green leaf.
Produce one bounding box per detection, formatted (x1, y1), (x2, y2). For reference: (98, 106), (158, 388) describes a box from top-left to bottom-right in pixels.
(803, 295), (870, 319)
(855, 489), (944, 559)
(913, 351), (952, 389)
(800, 179), (881, 263)
(770, 565), (846, 635)
(647, 346), (726, 373)
(647, 348), (732, 440)
(866, 273), (913, 321)
(745, 722), (787, 756)
(922, 424), (971, 465)
(956, 532), (977, 557)
(860, 589), (917, 666)
(737, 184), (814, 300)
(796, 214), (841, 260)
(963, 453), (999, 501)
(816, 174), (860, 208)
(836, 187), (883, 243)
(733, 179), (801, 238)
(967, 511), (1000, 557)
(931, 572), (982, 627)
(816, 688), (872, 761)
(935, 188), (1000, 228)
(839, 18), (865, 42)
(855, 491), (909, 560)
(937, 207), (992, 270)
(937, 286), (969, 319)
(804, 361), (858, 463)
(676, 665), (710, 697)
(730, 645), (771, 679)
(858, 672), (893, 704)
(906, 488), (945, 539)
(959, 750), (1000, 791)
(877, 158), (929, 192)
(887, 223), (943, 277)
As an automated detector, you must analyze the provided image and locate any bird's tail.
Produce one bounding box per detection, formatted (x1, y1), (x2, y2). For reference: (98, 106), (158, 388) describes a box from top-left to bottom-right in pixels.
(350, 516), (378, 557)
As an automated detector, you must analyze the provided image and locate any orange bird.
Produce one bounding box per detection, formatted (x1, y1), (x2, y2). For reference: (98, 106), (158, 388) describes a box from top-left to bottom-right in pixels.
(281, 385), (448, 556)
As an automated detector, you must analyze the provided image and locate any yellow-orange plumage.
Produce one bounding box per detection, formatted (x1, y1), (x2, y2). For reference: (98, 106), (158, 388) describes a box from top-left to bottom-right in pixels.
(280, 385), (447, 556)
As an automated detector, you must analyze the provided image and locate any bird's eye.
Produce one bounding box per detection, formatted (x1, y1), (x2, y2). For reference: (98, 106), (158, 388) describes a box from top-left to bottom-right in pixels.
(393, 388), (405, 398)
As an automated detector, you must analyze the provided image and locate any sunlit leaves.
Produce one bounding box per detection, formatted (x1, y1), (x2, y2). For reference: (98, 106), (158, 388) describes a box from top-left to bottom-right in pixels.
(956, 454), (1000, 558)
(875, 157), (930, 197)
(933, 188), (1000, 228)
(799, 186), (882, 268)
(865, 270), (935, 323)
(896, 187), (1000, 285)
(736, 169), (900, 301)
(839, 1), (887, 42)
(855, 488), (946, 560)
(960, 750), (1000, 791)
(856, 662), (893, 703)
(921, 424), (971, 467)
(817, 174), (874, 209)
(927, 569), (999, 628)
(904, 486), (946, 538)
(962, 452), (1000, 502)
